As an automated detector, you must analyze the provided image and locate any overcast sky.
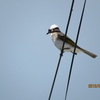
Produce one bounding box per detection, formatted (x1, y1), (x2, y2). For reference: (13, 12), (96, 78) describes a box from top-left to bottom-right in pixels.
(0, 0), (100, 100)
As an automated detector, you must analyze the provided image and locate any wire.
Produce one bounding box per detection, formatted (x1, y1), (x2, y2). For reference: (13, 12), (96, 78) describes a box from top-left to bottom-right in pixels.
(64, 0), (86, 100)
(48, 0), (75, 100)
(61, 0), (75, 57)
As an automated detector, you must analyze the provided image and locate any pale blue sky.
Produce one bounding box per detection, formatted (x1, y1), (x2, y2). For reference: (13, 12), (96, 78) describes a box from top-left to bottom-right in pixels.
(0, 0), (100, 100)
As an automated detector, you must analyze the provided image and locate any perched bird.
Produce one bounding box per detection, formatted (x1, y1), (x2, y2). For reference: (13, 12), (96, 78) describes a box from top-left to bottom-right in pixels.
(46, 24), (97, 58)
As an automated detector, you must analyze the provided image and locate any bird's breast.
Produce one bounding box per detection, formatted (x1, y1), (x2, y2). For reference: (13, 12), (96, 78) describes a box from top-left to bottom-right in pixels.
(51, 33), (71, 50)
(51, 32), (58, 41)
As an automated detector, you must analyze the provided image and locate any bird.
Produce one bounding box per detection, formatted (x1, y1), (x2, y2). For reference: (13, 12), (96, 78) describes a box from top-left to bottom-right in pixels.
(46, 24), (97, 58)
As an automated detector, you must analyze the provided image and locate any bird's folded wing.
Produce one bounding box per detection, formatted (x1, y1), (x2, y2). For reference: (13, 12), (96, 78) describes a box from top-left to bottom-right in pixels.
(58, 33), (77, 47)
(58, 33), (97, 58)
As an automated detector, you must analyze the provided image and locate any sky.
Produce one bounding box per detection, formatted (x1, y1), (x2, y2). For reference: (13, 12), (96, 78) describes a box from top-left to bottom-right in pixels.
(0, 0), (100, 100)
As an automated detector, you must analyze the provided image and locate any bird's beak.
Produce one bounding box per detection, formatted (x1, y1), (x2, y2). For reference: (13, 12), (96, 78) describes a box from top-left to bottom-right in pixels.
(46, 29), (51, 35)
(46, 32), (50, 35)
(46, 32), (49, 35)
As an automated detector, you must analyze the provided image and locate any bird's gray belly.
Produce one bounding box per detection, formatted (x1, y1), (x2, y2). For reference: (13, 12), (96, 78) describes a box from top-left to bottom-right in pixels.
(54, 40), (81, 53)
(54, 40), (72, 52)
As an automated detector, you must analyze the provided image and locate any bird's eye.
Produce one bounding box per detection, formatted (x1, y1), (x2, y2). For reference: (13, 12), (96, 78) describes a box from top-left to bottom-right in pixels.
(48, 29), (51, 32)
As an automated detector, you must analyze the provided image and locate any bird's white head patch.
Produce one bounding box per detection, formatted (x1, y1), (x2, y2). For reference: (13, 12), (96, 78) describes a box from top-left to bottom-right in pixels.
(50, 24), (59, 30)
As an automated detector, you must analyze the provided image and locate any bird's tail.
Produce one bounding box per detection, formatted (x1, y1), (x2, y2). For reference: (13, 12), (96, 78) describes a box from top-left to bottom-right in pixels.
(79, 47), (97, 58)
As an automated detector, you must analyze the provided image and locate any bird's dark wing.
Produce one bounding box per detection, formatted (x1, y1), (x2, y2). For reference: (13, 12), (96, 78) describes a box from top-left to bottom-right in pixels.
(57, 33), (97, 58)
(57, 32), (77, 47)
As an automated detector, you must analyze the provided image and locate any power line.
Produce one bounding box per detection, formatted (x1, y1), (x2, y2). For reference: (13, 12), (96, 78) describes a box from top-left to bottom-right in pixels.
(47, 0), (86, 100)
(48, 0), (75, 100)
(64, 0), (87, 100)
